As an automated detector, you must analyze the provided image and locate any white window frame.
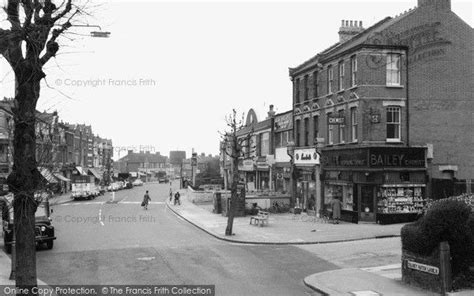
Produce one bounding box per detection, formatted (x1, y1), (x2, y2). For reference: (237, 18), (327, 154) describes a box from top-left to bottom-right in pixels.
(350, 107), (358, 142)
(350, 55), (357, 87)
(338, 110), (345, 144)
(386, 106), (401, 142)
(386, 54), (401, 86)
(338, 61), (345, 91)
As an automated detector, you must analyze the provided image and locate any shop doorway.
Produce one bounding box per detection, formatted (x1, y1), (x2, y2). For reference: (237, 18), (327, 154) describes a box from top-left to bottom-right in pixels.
(359, 185), (375, 222)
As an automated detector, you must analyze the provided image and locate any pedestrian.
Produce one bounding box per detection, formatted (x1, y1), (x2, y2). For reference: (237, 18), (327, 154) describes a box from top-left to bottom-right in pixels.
(169, 188), (173, 202)
(330, 196), (343, 224)
(142, 190), (151, 210)
(174, 191), (181, 205)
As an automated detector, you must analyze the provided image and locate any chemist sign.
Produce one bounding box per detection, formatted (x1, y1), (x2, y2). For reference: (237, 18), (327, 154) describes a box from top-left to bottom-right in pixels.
(294, 148), (320, 165)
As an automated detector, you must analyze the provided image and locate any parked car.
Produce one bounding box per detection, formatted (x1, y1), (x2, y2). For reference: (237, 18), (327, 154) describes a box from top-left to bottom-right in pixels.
(132, 179), (143, 186)
(124, 182), (133, 189)
(2, 193), (56, 253)
(158, 177), (169, 183)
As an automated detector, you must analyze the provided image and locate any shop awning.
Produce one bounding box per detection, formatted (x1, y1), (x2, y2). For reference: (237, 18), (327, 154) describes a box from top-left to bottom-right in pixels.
(75, 166), (88, 176)
(54, 173), (71, 182)
(39, 167), (58, 184)
(88, 168), (102, 180)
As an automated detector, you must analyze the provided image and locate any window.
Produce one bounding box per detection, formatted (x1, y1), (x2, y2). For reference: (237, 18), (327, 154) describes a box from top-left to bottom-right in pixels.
(327, 113), (333, 145)
(313, 71), (318, 98)
(327, 65), (333, 94)
(275, 133), (282, 148)
(304, 117), (309, 146)
(296, 120), (301, 146)
(304, 75), (309, 101)
(350, 55), (357, 87)
(350, 107), (358, 142)
(386, 54), (401, 86)
(386, 107), (401, 141)
(260, 132), (270, 156)
(338, 61), (345, 91)
(313, 116), (319, 141)
(295, 78), (300, 103)
(338, 110), (345, 143)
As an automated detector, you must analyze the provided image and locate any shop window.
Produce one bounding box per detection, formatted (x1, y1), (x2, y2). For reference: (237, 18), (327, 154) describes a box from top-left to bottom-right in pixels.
(260, 132), (270, 156)
(400, 172), (410, 182)
(386, 54), (401, 86)
(275, 133), (282, 148)
(350, 55), (357, 87)
(386, 106), (401, 141)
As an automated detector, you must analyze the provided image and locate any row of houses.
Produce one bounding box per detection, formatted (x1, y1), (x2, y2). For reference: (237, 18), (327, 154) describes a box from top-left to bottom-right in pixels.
(0, 98), (114, 193)
(220, 0), (473, 224)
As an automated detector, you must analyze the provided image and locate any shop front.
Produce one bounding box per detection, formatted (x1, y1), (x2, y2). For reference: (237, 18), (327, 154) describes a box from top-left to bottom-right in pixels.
(321, 146), (427, 224)
(238, 158), (256, 192)
(294, 148), (321, 212)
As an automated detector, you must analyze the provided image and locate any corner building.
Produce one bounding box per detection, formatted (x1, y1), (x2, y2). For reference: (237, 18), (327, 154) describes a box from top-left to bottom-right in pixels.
(289, 0), (472, 223)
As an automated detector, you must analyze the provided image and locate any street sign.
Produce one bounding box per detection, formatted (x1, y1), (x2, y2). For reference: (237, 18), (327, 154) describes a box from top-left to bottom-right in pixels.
(407, 260), (439, 275)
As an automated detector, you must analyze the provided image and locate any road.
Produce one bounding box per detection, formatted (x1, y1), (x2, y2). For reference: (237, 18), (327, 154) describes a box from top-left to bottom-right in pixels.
(37, 182), (338, 296)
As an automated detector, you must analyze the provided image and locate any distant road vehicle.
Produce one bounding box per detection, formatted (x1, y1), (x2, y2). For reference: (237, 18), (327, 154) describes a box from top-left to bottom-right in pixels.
(158, 177), (169, 184)
(71, 175), (99, 200)
(132, 179), (144, 186)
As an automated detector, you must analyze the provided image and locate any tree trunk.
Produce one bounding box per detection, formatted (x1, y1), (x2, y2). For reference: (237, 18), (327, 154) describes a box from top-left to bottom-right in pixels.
(225, 153), (240, 236)
(7, 74), (42, 290)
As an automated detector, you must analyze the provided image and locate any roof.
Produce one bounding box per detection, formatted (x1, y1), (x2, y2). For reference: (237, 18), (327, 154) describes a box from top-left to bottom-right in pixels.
(39, 167), (58, 184)
(88, 168), (102, 180)
(290, 7), (418, 75)
(118, 152), (168, 164)
(236, 118), (272, 137)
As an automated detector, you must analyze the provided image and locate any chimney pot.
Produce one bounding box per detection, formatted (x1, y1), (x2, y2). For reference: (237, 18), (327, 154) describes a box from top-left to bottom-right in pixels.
(350, 20), (353, 27)
(359, 21), (363, 27)
(341, 20), (345, 26)
(345, 20), (349, 26)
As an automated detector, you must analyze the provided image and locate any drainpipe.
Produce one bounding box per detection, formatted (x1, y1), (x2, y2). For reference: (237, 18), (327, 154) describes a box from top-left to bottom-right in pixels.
(406, 50), (410, 147)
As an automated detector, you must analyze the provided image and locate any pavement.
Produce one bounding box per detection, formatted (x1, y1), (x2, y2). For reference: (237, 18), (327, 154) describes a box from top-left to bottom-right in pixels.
(166, 189), (474, 296)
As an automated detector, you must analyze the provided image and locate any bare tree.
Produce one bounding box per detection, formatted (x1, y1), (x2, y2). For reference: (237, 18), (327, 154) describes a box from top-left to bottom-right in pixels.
(220, 109), (254, 236)
(0, 0), (87, 290)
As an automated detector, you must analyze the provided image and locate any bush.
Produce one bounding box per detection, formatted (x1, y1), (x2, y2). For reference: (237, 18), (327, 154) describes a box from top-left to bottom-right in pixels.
(401, 198), (474, 278)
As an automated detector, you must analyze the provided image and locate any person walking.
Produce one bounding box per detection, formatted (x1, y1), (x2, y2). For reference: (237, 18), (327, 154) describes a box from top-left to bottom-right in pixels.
(142, 190), (151, 210)
(169, 188), (173, 202)
(330, 196), (343, 224)
(174, 191), (181, 205)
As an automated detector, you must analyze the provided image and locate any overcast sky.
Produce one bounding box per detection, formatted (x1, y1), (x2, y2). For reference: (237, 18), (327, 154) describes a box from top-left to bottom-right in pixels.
(0, 0), (472, 160)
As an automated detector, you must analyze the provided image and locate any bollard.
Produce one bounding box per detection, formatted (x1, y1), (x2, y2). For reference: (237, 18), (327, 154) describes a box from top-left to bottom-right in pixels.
(439, 241), (452, 295)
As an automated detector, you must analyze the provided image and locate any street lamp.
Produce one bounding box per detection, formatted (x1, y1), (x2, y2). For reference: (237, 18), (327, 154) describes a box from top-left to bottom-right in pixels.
(286, 140), (296, 208)
(191, 152), (197, 187)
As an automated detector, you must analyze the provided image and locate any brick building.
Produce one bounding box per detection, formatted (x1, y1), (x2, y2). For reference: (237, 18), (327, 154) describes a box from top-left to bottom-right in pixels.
(288, 0), (472, 223)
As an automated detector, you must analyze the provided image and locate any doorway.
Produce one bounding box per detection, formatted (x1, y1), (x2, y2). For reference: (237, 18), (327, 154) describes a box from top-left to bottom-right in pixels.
(359, 184), (375, 222)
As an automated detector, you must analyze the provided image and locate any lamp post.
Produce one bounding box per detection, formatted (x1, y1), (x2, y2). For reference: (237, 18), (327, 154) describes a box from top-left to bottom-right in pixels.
(286, 141), (296, 208)
(191, 152), (197, 186)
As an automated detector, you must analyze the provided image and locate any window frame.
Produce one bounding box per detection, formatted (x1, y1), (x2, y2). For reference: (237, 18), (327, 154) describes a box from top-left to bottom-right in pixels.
(327, 65), (333, 94)
(386, 106), (401, 142)
(350, 107), (358, 142)
(386, 53), (401, 86)
(338, 61), (345, 91)
(313, 71), (318, 98)
(338, 109), (345, 144)
(350, 55), (357, 87)
(327, 113), (333, 145)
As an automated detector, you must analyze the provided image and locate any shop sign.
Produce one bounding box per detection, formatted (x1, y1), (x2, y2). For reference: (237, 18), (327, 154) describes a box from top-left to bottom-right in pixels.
(239, 159), (255, 171)
(369, 147), (425, 168)
(294, 148), (320, 165)
(322, 147), (426, 168)
(274, 113), (293, 131)
(328, 115), (345, 125)
(406, 260), (439, 275)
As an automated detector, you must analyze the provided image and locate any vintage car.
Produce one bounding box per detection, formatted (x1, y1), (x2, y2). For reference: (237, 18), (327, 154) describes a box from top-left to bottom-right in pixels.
(2, 193), (56, 254)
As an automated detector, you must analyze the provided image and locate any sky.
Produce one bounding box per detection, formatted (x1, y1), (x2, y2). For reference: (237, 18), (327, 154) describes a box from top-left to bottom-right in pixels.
(0, 0), (472, 160)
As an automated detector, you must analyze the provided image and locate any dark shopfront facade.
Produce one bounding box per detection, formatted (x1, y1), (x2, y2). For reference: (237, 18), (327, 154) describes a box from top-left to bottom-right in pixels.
(321, 146), (427, 224)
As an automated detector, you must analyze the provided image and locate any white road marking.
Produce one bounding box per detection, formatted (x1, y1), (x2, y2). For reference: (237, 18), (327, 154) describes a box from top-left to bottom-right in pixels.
(59, 202), (105, 206)
(137, 257), (155, 261)
(119, 201), (165, 205)
(99, 209), (104, 226)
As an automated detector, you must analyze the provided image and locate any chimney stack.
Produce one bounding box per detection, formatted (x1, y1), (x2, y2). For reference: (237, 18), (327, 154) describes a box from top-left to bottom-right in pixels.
(418, 0), (451, 11)
(338, 20), (365, 43)
(267, 104), (276, 119)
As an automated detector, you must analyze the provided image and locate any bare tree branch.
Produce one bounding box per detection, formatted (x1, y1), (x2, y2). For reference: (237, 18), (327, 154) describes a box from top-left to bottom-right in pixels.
(7, 0), (21, 30)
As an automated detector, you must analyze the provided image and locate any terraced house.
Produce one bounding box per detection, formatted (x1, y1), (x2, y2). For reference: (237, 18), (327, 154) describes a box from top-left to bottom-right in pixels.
(289, 0), (473, 224)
